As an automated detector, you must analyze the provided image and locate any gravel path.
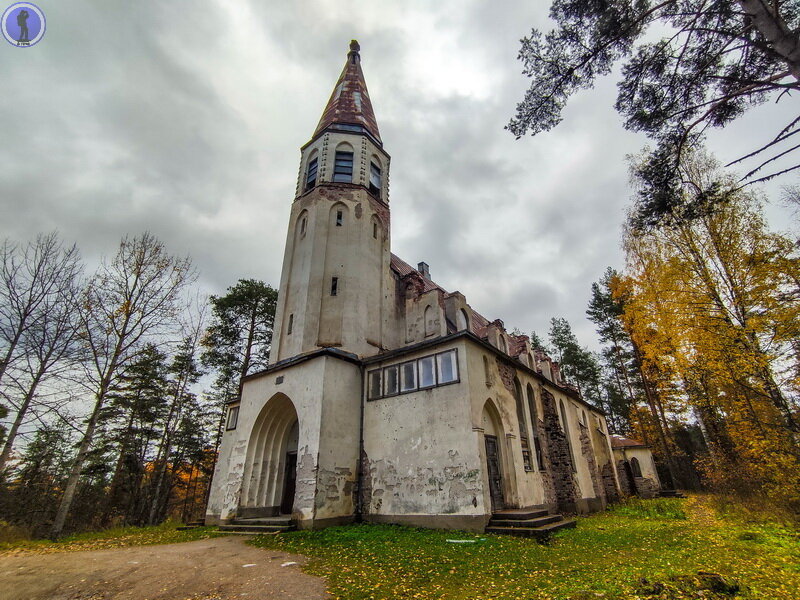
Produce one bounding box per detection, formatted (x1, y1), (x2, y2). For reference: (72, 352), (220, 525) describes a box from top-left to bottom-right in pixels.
(0, 535), (329, 600)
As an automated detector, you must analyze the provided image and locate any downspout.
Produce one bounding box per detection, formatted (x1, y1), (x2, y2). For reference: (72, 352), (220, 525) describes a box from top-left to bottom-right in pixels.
(355, 362), (366, 522)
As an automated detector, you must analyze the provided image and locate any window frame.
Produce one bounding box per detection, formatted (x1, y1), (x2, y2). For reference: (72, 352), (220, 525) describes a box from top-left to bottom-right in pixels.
(331, 277), (339, 296)
(226, 405), (240, 431)
(435, 349), (459, 385)
(383, 364), (399, 397)
(417, 355), (437, 389)
(305, 156), (318, 190)
(367, 370), (382, 400)
(400, 360), (417, 393)
(333, 150), (354, 183)
(369, 161), (381, 197)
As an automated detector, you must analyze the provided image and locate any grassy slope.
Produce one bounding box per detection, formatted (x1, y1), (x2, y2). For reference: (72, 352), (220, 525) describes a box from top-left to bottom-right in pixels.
(250, 496), (800, 600)
(0, 522), (222, 555)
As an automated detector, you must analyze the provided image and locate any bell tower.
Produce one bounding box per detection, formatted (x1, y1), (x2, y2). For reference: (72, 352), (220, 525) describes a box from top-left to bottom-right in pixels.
(270, 41), (394, 362)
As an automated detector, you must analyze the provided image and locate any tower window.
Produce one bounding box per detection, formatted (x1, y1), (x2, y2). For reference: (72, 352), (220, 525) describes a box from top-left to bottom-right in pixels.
(287, 313), (294, 335)
(333, 151), (354, 183)
(373, 222), (378, 239)
(305, 157), (318, 190)
(369, 162), (381, 197)
(336, 210), (343, 226)
(331, 277), (339, 296)
(300, 217), (307, 236)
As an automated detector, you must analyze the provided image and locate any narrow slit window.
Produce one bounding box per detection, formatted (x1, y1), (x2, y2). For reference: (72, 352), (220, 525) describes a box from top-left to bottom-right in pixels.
(384, 365), (399, 396)
(373, 222), (378, 239)
(300, 217), (307, 236)
(331, 277), (339, 296)
(305, 157), (318, 190)
(418, 356), (436, 388)
(368, 370), (382, 400)
(336, 210), (343, 226)
(333, 151), (354, 183)
(226, 406), (239, 430)
(369, 162), (381, 196)
(287, 314), (294, 335)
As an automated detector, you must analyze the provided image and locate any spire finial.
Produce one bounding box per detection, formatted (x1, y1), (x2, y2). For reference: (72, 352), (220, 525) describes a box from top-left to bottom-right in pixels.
(349, 39), (360, 54)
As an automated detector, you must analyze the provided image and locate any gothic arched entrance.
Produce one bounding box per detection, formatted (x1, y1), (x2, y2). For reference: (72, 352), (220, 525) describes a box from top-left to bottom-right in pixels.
(482, 399), (507, 511)
(240, 393), (299, 516)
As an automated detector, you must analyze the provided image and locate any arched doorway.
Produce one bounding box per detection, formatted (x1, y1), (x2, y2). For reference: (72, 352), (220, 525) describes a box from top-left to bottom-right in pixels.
(482, 400), (506, 511)
(240, 394), (299, 516)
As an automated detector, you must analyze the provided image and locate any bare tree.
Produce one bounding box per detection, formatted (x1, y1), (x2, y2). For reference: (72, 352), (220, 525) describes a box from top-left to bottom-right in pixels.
(0, 233), (80, 386)
(0, 236), (83, 473)
(51, 232), (196, 537)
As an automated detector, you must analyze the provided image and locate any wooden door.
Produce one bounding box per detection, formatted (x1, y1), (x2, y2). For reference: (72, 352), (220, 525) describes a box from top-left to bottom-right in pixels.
(280, 451), (297, 514)
(484, 435), (505, 511)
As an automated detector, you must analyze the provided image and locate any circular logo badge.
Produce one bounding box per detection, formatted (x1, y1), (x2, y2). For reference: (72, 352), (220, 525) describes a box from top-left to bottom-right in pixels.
(2, 2), (45, 47)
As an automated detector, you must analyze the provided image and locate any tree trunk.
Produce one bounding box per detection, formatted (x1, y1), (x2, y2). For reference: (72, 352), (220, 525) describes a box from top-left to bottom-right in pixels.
(50, 387), (106, 538)
(738, 0), (800, 80)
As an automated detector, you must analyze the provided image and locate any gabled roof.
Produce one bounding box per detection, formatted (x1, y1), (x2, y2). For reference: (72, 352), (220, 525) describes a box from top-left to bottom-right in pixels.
(610, 435), (648, 449)
(313, 40), (382, 144)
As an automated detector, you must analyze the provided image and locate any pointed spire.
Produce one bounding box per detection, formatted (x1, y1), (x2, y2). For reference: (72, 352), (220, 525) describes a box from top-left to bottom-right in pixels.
(313, 40), (382, 144)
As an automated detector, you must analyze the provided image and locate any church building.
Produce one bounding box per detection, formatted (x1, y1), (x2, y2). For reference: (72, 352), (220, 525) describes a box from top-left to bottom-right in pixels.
(206, 41), (624, 534)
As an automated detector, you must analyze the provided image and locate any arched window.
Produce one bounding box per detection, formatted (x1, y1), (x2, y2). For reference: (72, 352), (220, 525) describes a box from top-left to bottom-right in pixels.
(305, 152), (318, 190)
(424, 305), (436, 337)
(526, 384), (543, 470)
(456, 308), (469, 331)
(514, 378), (532, 471)
(369, 157), (382, 197)
(333, 144), (354, 183)
(559, 399), (576, 471)
(630, 457), (642, 478)
(498, 334), (507, 353)
(296, 210), (309, 240)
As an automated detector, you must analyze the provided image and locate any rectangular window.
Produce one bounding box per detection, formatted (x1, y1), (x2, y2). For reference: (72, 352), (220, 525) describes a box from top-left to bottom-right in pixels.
(373, 222), (378, 239)
(368, 370), (382, 400)
(331, 277), (338, 296)
(369, 162), (381, 197)
(333, 151), (354, 183)
(226, 406), (239, 430)
(336, 210), (343, 226)
(305, 157), (318, 189)
(384, 365), (399, 396)
(287, 313), (294, 335)
(400, 361), (417, 392)
(418, 356), (436, 388)
(436, 350), (458, 384)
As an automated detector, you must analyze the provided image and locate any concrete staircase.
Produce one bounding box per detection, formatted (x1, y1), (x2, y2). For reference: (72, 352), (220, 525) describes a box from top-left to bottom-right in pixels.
(485, 507), (576, 542)
(217, 516), (296, 535)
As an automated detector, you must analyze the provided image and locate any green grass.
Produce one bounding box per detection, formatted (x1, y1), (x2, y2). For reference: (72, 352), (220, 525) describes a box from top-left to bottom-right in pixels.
(249, 496), (800, 600)
(0, 521), (222, 555)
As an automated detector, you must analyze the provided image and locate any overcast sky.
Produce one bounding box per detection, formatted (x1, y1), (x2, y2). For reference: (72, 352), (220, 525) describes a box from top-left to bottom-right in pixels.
(2, 0), (796, 351)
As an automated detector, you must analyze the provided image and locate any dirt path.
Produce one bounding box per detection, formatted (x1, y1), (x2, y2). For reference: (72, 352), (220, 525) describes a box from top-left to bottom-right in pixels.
(0, 535), (329, 600)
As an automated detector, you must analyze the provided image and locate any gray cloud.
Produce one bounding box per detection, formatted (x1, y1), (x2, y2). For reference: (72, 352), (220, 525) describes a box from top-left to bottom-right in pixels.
(1, 0), (793, 353)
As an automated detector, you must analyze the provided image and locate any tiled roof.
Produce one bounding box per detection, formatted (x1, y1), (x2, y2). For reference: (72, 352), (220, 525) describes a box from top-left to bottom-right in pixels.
(313, 41), (381, 143)
(610, 435), (648, 449)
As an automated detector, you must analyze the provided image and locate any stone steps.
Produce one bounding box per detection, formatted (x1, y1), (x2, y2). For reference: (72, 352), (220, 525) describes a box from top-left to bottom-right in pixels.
(217, 516), (296, 535)
(486, 507), (575, 542)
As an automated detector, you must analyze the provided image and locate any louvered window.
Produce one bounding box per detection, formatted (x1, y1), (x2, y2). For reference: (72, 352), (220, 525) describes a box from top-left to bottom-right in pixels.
(333, 151), (353, 182)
